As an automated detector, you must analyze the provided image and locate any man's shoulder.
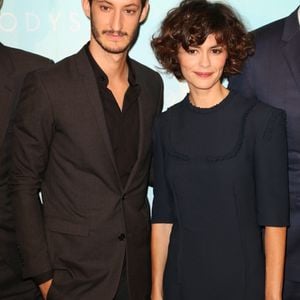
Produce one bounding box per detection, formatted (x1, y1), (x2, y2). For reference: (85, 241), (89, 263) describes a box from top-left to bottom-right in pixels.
(254, 16), (285, 43)
(130, 58), (162, 82)
(3, 44), (52, 71)
(31, 51), (81, 84)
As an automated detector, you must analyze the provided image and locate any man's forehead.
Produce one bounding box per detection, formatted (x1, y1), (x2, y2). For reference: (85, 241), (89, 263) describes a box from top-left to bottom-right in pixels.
(95, 0), (143, 6)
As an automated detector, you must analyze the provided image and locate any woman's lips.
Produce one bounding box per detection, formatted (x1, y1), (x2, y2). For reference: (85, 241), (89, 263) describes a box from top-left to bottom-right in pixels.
(194, 72), (213, 78)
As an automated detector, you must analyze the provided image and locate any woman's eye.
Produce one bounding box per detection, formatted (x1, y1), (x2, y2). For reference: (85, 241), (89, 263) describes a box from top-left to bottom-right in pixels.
(187, 48), (197, 54)
(211, 48), (223, 54)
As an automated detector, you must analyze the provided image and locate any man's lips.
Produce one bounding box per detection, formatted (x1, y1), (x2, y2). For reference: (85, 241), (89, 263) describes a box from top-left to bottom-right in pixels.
(103, 30), (127, 39)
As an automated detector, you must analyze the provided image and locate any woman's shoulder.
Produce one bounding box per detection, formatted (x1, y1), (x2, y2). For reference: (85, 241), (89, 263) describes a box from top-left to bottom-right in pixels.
(239, 94), (287, 138)
(226, 91), (286, 139)
(157, 97), (187, 121)
(250, 98), (286, 125)
(230, 90), (285, 119)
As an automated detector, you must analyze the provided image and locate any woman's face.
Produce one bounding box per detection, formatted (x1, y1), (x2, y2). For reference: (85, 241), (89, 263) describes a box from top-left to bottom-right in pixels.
(177, 34), (228, 93)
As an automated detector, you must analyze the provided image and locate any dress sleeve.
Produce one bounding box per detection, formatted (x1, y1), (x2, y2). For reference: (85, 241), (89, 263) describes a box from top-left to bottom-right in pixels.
(151, 118), (175, 224)
(255, 109), (290, 226)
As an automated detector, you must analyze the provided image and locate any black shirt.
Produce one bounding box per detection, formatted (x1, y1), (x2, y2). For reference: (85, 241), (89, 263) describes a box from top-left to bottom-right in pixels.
(85, 45), (140, 188)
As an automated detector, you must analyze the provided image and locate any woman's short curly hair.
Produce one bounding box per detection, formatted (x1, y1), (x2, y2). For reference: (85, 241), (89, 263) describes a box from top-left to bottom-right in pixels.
(151, 0), (254, 80)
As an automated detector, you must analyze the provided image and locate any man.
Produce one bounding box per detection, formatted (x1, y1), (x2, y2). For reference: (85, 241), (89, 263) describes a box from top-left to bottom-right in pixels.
(0, 1), (52, 299)
(229, 6), (300, 300)
(10, 0), (163, 299)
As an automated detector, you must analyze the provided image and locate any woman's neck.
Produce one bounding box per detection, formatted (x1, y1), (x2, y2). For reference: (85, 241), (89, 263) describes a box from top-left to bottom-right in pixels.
(189, 84), (229, 108)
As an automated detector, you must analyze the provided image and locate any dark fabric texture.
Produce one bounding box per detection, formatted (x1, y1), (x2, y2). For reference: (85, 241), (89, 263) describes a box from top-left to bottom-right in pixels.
(9, 46), (163, 299)
(0, 43), (51, 299)
(152, 92), (289, 300)
(228, 7), (300, 284)
(114, 261), (129, 300)
(284, 280), (300, 300)
(86, 45), (140, 188)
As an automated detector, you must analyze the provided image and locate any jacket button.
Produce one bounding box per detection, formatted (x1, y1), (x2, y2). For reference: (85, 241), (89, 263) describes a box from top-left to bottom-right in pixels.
(118, 233), (126, 241)
(121, 194), (126, 200)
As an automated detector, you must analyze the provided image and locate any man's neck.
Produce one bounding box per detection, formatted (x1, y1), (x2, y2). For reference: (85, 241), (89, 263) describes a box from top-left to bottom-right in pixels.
(88, 40), (129, 82)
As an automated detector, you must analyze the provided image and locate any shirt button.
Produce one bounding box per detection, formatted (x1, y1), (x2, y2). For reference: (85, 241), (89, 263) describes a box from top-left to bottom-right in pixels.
(118, 233), (126, 241)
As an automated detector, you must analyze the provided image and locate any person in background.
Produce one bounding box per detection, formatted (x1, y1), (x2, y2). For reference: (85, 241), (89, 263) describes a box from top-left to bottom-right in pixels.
(151, 0), (289, 299)
(228, 6), (300, 299)
(0, 0), (52, 298)
(9, 0), (163, 299)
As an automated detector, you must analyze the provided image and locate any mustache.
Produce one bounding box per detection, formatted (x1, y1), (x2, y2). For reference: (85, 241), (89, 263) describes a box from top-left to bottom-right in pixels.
(102, 30), (128, 37)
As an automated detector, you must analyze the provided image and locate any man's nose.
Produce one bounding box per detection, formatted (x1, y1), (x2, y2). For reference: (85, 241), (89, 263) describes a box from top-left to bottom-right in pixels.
(111, 10), (122, 32)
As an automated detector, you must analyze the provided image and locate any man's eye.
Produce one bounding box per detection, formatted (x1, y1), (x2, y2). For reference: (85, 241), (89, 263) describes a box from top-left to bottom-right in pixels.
(124, 9), (136, 15)
(100, 5), (111, 12)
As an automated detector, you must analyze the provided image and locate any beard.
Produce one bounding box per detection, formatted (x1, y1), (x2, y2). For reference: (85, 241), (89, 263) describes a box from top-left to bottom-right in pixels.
(90, 12), (138, 54)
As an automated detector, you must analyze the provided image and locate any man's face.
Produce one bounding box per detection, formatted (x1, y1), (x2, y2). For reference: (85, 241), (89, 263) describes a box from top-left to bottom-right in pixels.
(83, 0), (149, 54)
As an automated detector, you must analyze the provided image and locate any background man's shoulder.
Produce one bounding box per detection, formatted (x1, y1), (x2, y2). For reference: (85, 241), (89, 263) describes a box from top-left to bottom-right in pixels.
(3, 45), (52, 72)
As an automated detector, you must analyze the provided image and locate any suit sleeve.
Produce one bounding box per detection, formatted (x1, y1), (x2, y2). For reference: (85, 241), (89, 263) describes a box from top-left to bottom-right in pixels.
(228, 58), (257, 100)
(255, 109), (290, 226)
(9, 71), (54, 279)
(151, 118), (175, 224)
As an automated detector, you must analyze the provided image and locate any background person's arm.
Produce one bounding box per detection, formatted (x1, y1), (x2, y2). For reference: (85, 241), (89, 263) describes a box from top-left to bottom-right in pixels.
(10, 71), (54, 287)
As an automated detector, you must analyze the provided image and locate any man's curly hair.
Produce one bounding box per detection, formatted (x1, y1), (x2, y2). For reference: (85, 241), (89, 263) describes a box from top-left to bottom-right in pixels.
(151, 0), (254, 80)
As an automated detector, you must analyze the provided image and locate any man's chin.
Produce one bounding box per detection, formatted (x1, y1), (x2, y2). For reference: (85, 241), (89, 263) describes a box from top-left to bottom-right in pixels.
(97, 41), (131, 55)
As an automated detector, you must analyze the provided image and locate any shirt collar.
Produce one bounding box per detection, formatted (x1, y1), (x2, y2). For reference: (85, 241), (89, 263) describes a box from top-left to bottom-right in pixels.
(85, 43), (137, 86)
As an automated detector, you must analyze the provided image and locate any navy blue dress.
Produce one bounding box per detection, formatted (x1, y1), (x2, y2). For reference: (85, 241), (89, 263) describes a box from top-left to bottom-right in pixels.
(152, 92), (289, 300)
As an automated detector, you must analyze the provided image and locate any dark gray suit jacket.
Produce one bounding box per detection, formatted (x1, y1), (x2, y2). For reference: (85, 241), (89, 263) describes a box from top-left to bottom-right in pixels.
(10, 47), (163, 299)
(229, 8), (300, 281)
(0, 43), (51, 298)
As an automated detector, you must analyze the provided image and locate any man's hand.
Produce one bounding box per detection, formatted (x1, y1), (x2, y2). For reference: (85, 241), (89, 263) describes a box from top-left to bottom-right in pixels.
(39, 279), (53, 300)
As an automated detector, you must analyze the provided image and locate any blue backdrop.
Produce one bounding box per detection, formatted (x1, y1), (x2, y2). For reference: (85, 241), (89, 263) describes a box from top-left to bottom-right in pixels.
(1, 0), (299, 109)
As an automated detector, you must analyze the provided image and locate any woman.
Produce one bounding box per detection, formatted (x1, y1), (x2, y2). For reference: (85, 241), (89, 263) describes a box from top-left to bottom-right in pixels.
(151, 1), (289, 299)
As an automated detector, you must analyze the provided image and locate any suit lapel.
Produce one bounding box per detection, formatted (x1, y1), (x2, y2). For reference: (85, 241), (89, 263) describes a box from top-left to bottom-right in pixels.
(0, 44), (15, 147)
(124, 60), (152, 192)
(282, 7), (300, 92)
(74, 48), (123, 191)
(124, 86), (145, 192)
(74, 50), (153, 192)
